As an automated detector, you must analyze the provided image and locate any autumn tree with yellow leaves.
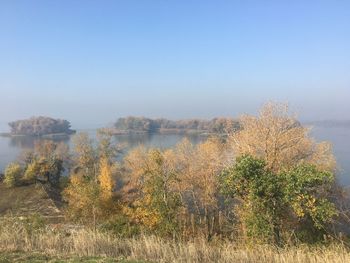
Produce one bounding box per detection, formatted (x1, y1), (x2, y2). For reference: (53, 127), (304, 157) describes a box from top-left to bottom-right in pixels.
(99, 156), (115, 201)
(123, 147), (182, 236)
(63, 132), (120, 227)
(170, 138), (231, 239)
(229, 102), (336, 173)
(220, 103), (339, 244)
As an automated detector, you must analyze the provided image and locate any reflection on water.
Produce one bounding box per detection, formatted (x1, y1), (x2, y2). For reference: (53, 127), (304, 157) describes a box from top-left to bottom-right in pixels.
(0, 130), (206, 174)
(0, 127), (349, 185)
(8, 136), (70, 149)
(112, 133), (204, 149)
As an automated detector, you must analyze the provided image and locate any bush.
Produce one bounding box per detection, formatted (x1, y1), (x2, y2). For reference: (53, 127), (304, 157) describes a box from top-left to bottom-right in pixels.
(3, 163), (22, 188)
(100, 214), (141, 238)
(23, 161), (39, 183)
(220, 155), (337, 245)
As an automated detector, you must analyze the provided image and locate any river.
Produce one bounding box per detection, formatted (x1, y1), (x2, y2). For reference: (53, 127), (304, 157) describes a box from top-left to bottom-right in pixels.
(0, 125), (349, 185)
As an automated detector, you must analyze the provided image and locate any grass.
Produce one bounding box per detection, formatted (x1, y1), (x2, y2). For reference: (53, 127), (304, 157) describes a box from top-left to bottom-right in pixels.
(0, 183), (62, 217)
(1, 217), (350, 263)
(0, 251), (146, 262)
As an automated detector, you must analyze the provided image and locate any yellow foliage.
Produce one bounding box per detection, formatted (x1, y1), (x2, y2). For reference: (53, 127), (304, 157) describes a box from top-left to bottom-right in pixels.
(99, 157), (115, 200)
(63, 173), (103, 224)
(229, 102), (336, 173)
(72, 133), (96, 177)
(174, 137), (228, 215)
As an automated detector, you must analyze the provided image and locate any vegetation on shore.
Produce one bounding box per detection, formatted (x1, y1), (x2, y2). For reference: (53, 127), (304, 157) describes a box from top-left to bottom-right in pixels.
(1, 102), (350, 262)
(6, 116), (75, 136)
(108, 116), (240, 135)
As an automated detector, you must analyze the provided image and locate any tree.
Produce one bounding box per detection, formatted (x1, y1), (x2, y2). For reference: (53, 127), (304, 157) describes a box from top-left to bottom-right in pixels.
(220, 155), (338, 245)
(4, 163), (22, 188)
(282, 164), (338, 242)
(123, 148), (181, 236)
(40, 158), (64, 186)
(8, 116), (75, 136)
(23, 160), (40, 183)
(173, 138), (229, 238)
(97, 131), (120, 160)
(220, 155), (286, 244)
(113, 116), (240, 134)
(99, 156), (115, 201)
(229, 102), (336, 173)
(21, 141), (66, 187)
(72, 133), (97, 178)
(63, 172), (102, 226)
(64, 133), (120, 227)
(33, 140), (70, 164)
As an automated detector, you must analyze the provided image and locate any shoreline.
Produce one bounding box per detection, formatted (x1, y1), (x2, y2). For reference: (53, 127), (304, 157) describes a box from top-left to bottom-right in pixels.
(98, 127), (222, 136)
(0, 131), (76, 139)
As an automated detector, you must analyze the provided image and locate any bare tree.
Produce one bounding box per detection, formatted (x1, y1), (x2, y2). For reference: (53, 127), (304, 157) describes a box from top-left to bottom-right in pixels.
(229, 102), (336, 173)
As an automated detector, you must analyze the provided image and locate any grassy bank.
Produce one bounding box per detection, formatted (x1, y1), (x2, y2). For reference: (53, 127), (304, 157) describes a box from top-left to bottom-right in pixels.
(0, 218), (349, 263)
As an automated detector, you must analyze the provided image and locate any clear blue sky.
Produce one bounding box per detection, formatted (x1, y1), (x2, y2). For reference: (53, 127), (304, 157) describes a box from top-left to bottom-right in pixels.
(1, 0), (349, 128)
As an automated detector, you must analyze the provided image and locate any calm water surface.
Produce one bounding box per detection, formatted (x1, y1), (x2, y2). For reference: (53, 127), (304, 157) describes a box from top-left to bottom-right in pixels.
(0, 126), (349, 185)
(0, 128), (204, 171)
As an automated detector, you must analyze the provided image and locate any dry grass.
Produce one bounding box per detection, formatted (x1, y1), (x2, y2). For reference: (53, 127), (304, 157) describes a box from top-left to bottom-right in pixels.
(0, 218), (349, 263)
(0, 183), (63, 220)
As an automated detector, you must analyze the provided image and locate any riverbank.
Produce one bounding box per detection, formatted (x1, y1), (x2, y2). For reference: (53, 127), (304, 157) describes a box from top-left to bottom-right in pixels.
(0, 132), (75, 139)
(99, 127), (217, 136)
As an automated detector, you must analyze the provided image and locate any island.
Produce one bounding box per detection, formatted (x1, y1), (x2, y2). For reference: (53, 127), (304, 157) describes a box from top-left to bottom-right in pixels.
(1, 116), (76, 138)
(101, 116), (240, 135)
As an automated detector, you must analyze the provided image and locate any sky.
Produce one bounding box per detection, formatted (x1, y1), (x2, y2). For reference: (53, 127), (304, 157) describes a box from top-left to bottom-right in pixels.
(0, 0), (350, 129)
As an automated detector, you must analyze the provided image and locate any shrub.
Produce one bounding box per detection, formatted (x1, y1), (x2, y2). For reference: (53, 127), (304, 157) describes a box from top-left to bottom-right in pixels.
(220, 155), (338, 245)
(3, 163), (22, 188)
(23, 161), (39, 183)
(100, 214), (141, 238)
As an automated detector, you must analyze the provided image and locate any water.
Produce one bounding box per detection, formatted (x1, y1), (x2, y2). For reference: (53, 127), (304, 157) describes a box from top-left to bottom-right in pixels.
(0, 126), (349, 185)
(0, 129), (204, 172)
(311, 126), (350, 185)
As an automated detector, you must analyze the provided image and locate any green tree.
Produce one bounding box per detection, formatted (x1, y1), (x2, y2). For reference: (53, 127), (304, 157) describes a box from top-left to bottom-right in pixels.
(220, 155), (337, 245)
(282, 164), (338, 242)
(220, 155), (286, 244)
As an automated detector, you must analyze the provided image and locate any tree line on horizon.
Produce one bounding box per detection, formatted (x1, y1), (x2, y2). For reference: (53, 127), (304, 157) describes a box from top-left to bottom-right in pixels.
(6, 115), (240, 136)
(2, 102), (349, 246)
(113, 116), (241, 134)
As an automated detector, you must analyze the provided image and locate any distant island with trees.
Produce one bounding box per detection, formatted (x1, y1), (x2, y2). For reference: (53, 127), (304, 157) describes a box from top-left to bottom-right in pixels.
(1, 116), (76, 138)
(101, 116), (241, 135)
